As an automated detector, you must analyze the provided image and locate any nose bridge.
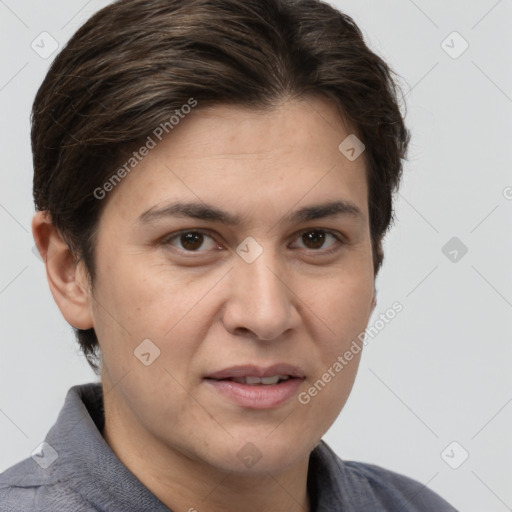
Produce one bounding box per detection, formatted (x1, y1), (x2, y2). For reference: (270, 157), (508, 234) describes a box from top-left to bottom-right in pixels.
(240, 249), (282, 299)
(227, 241), (295, 339)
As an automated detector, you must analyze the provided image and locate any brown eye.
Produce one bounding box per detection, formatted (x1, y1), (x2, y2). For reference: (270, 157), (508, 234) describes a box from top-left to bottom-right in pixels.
(291, 229), (343, 253)
(302, 230), (326, 249)
(164, 230), (219, 252)
(180, 232), (204, 251)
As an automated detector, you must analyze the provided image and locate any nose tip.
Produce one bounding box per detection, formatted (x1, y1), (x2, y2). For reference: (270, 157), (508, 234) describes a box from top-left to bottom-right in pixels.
(233, 327), (276, 341)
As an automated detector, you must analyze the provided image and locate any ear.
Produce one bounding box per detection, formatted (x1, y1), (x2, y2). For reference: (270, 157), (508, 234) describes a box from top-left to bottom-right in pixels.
(32, 211), (94, 330)
(370, 290), (377, 312)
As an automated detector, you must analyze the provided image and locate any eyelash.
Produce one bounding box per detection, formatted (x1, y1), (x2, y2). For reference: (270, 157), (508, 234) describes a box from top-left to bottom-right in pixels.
(159, 228), (346, 256)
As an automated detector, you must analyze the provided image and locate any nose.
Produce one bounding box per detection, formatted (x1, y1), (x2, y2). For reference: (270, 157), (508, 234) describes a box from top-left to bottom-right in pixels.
(222, 246), (300, 341)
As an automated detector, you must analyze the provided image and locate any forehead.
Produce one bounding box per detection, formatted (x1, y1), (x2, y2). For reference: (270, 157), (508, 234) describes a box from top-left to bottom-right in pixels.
(98, 96), (369, 227)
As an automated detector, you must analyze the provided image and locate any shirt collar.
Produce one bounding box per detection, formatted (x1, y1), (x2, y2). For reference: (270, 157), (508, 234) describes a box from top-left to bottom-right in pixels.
(45, 382), (171, 511)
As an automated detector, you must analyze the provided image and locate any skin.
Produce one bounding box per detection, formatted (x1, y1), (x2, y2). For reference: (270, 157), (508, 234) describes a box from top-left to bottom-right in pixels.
(33, 95), (377, 512)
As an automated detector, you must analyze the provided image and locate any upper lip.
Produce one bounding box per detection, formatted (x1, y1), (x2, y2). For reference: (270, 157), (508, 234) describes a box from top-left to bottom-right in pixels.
(206, 364), (305, 380)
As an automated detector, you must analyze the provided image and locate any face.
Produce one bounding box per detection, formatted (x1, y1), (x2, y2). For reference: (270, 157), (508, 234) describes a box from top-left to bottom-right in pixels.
(87, 96), (376, 475)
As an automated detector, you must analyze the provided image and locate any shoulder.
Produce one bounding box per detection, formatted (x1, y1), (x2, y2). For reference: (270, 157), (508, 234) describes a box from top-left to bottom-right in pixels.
(0, 457), (96, 512)
(314, 441), (458, 511)
(344, 459), (457, 511)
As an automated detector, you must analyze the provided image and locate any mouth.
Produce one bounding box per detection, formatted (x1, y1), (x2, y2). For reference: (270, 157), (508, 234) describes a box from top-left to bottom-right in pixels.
(207, 375), (294, 385)
(204, 364), (305, 409)
(205, 363), (305, 380)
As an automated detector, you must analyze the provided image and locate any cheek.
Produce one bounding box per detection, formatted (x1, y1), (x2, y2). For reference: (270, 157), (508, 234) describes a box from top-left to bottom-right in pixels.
(300, 287), (369, 428)
(97, 257), (206, 334)
(299, 266), (372, 429)
(309, 270), (374, 346)
(93, 260), (218, 381)
(297, 349), (362, 444)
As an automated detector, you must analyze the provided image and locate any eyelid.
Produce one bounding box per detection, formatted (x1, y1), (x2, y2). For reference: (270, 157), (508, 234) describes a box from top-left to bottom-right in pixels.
(159, 229), (221, 252)
(160, 227), (347, 254)
(289, 229), (346, 254)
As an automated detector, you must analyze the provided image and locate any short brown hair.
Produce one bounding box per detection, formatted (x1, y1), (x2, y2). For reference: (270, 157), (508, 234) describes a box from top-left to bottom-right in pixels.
(32, 0), (410, 373)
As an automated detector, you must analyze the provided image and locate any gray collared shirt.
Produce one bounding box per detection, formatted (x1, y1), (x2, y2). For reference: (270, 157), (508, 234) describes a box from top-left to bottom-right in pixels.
(0, 383), (457, 511)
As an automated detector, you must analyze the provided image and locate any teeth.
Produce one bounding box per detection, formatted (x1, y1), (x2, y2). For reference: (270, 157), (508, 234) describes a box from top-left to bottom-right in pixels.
(247, 376), (268, 385)
(260, 375), (280, 385)
(231, 375), (290, 385)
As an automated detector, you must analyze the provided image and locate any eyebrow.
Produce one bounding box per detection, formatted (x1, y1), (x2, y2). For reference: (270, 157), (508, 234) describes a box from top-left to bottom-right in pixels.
(137, 199), (364, 226)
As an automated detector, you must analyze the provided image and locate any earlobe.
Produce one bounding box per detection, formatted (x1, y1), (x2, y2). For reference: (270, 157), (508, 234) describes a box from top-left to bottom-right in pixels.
(32, 211), (94, 330)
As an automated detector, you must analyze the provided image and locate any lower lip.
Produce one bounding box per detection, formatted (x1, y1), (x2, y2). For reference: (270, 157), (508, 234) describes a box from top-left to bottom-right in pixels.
(205, 378), (304, 409)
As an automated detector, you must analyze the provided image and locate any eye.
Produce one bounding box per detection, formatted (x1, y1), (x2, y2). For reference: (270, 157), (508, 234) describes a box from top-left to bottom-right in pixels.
(291, 229), (344, 253)
(162, 230), (220, 252)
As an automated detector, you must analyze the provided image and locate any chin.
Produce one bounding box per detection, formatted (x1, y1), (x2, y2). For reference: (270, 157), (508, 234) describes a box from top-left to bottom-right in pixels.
(206, 431), (314, 475)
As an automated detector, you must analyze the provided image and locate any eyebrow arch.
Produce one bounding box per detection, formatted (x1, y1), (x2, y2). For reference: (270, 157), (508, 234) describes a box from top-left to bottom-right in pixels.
(137, 199), (364, 226)
(286, 200), (363, 224)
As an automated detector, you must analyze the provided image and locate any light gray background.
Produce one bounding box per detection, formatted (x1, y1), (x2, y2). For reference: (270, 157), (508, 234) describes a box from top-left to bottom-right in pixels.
(1, 1), (511, 510)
